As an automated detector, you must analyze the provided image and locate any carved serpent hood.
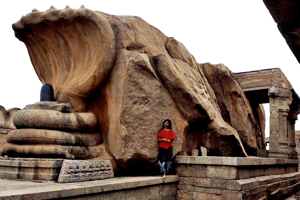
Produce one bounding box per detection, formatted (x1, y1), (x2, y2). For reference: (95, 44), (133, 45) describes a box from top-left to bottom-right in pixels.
(13, 6), (116, 111)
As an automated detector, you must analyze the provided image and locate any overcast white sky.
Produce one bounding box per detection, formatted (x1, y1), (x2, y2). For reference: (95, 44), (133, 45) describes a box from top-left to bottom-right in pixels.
(1, 1), (300, 135)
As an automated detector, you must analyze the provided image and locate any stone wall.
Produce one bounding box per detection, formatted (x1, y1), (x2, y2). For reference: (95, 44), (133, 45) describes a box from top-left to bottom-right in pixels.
(175, 156), (299, 200)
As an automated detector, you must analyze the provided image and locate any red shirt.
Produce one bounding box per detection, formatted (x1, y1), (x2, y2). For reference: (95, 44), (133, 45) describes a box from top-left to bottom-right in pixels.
(157, 129), (175, 149)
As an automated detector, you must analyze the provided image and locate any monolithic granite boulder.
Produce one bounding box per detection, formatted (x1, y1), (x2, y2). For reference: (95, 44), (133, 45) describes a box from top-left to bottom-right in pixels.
(4, 6), (266, 174)
(200, 63), (266, 155)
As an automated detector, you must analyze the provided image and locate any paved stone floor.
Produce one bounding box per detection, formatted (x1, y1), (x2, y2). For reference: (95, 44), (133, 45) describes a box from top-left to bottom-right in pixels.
(0, 175), (178, 199)
(0, 177), (298, 200)
(0, 178), (56, 191)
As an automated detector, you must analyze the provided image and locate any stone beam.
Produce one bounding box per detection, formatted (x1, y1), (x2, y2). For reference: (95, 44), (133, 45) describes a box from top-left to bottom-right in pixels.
(233, 68), (292, 93)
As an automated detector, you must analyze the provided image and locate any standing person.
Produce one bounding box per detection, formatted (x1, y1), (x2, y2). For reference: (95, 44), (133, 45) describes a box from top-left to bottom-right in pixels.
(157, 119), (175, 178)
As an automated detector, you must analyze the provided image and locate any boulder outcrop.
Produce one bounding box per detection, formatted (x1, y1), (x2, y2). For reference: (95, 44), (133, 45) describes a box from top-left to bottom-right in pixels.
(200, 63), (266, 155)
(5, 6), (266, 175)
(263, 0), (300, 63)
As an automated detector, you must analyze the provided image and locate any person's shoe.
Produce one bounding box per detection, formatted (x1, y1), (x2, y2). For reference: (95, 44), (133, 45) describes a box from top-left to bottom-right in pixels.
(162, 173), (166, 179)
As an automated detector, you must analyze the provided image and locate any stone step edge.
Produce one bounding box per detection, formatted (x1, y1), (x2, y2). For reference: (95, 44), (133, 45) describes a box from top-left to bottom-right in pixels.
(0, 175), (179, 199)
(178, 172), (300, 192)
(226, 172), (300, 191)
(175, 156), (299, 166)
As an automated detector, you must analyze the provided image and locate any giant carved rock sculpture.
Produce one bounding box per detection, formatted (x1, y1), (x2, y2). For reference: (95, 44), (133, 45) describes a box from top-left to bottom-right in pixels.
(3, 6), (266, 174)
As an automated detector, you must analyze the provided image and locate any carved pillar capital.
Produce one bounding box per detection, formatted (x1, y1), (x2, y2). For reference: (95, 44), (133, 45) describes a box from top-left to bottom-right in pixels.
(268, 86), (292, 98)
(278, 97), (292, 112)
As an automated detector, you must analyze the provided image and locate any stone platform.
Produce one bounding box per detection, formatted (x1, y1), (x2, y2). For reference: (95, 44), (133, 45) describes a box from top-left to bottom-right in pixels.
(175, 156), (299, 200)
(0, 175), (178, 200)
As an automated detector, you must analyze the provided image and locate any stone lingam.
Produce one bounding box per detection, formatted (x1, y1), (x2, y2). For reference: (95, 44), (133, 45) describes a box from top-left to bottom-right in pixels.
(1, 84), (114, 182)
(1, 6), (267, 177)
(3, 83), (104, 160)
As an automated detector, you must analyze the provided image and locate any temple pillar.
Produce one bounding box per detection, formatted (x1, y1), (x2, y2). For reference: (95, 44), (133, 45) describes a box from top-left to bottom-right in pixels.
(268, 86), (292, 159)
(288, 118), (298, 159)
(287, 104), (300, 160)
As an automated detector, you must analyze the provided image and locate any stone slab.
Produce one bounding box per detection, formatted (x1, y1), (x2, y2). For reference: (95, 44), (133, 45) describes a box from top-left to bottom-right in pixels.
(257, 149), (268, 158)
(175, 156), (298, 166)
(24, 101), (72, 113)
(58, 159), (114, 183)
(200, 146), (208, 156)
(175, 164), (206, 178)
(207, 166), (238, 180)
(0, 175), (178, 200)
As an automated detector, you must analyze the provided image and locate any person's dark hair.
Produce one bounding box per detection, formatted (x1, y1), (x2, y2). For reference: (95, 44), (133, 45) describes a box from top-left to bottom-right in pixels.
(162, 119), (172, 129)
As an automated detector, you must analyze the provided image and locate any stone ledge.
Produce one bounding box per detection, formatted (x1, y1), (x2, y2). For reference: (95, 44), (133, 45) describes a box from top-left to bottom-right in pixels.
(0, 175), (178, 200)
(226, 172), (300, 191)
(0, 157), (64, 168)
(24, 101), (72, 113)
(175, 156), (298, 166)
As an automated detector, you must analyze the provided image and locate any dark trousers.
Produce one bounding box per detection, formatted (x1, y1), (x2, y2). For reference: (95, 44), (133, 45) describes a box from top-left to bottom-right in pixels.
(157, 148), (173, 174)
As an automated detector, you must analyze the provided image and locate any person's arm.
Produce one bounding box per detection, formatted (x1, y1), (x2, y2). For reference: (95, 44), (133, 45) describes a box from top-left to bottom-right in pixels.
(166, 130), (175, 143)
(159, 138), (167, 142)
(157, 130), (167, 142)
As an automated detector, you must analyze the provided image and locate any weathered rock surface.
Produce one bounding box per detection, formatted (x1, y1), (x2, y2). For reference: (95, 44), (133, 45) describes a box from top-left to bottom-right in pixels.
(0, 106), (20, 130)
(13, 6), (116, 112)
(263, 0), (300, 63)
(0, 106), (20, 154)
(200, 63), (266, 155)
(7, 6), (267, 174)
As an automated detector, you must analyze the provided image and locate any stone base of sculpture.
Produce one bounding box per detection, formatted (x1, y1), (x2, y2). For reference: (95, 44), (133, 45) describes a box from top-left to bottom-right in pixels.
(175, 156), (299, 200)
(2, 102), (104, 160)
(0, 157), (63, 181)
(0, 129), (10, 155)
(0, 157), (114, 182)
